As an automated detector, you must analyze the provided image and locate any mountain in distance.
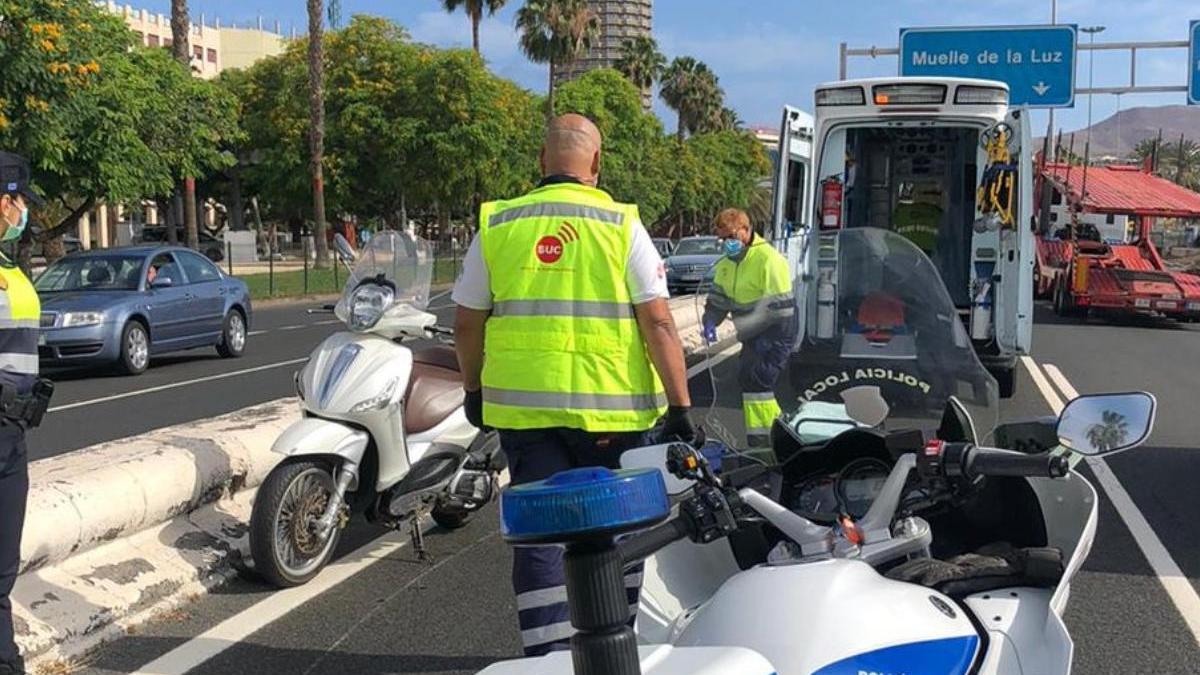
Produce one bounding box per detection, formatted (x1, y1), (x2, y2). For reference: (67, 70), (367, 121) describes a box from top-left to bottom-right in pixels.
(1041, 105), (1200, 161)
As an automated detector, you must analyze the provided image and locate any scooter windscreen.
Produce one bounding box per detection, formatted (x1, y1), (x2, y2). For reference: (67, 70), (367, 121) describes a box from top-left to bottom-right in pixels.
(781, 227), (998, 443)
(334, 231), (434, 330)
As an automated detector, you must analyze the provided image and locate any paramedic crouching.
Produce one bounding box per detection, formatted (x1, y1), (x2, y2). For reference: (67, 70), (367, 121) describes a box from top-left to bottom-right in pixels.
(702, 208), (794, 456)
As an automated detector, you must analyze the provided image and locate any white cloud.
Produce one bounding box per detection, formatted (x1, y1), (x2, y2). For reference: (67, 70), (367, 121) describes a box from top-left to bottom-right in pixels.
(401, 10), (546, 92)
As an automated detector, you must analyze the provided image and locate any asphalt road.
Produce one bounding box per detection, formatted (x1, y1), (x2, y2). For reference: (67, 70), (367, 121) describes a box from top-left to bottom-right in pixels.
(29, 291), (457, 462)
(75, 303), (1200, 674)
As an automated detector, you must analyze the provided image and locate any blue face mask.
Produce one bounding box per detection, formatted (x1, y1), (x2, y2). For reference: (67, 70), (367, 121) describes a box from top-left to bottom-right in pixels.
(722, 236), (745, 258)
(2, 205), (27, 243)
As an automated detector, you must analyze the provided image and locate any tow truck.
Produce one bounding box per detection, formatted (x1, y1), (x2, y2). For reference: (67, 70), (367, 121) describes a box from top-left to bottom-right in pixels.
(771, 78), (1034, 398)
(1036, 162), (1200, 321)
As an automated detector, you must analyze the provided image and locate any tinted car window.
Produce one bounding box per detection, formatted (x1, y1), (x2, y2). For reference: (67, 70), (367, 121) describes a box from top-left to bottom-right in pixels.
(35, 256), (145, 292)
(178, 250), (221, 283)
(672, 238), (721, 255)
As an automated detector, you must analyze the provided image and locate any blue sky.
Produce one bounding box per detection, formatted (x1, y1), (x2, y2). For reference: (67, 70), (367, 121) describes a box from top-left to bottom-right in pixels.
(141, 0), (1199, 135)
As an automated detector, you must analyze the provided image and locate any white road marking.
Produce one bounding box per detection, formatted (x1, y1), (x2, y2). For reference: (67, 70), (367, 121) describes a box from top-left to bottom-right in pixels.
(48, 358), (310, 413)
(247, 330), (268, 337)
(125, 343), (738, 673)
(429, 289), (451, 303)
(1023, 358), (1200, 645)
(128, 531), (409, 675)
(687, 343), (741, 379)
(276, 324), (305, 331)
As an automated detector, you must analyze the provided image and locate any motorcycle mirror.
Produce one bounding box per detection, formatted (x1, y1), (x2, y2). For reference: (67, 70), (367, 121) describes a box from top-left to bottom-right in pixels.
(839, 386), (890, 428)
(1056, 392), (1156, 456)
(333, 234), (357, 263)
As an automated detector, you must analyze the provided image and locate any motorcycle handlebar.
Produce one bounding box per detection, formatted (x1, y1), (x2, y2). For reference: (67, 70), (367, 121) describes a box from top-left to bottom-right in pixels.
(618, 515), (690, 565)
(965, 447), (1070, 479)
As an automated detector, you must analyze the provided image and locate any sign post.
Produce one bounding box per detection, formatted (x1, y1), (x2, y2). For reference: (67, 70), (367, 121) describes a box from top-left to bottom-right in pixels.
(1189, 20), (1200, 105)
(899, 25), (1077, 107)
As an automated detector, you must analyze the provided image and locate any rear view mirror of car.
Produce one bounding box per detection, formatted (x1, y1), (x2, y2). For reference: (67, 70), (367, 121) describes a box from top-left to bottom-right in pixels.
(150, 276), (173, 289)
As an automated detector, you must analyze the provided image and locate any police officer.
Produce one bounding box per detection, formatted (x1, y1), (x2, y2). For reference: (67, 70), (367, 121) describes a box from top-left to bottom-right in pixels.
(0, 152), (52, 675)
(452, 113), (696, 656)
(702, 208), (794, 455)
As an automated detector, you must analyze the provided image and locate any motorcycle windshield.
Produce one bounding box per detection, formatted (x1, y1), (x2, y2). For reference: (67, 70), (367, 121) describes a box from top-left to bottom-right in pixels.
(334, 231), (433, 321)
(779, 228), (998, 443)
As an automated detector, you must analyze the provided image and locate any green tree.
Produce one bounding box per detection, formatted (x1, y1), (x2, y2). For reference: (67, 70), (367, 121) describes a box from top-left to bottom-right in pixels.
(442, 0), (508, 55)
(661, 56), (723, 141)
(515, 0), (599, 122)
(615, 36), (665, 95)
(1133, 136), (1200, 189)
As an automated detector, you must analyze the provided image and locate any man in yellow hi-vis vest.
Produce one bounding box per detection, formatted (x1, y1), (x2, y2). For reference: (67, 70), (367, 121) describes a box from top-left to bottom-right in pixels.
(452, 114), (695, 656)
(0, 152), (54, 675)
(702, 208), (794, 455)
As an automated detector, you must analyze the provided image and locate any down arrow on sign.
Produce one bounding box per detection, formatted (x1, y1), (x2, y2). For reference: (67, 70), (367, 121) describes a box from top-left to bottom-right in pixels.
(1032, 82), (1052, 96)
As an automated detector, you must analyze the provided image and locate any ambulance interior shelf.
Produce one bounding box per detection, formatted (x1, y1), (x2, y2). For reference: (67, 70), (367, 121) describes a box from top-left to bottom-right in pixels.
(817, 125), (979, 307)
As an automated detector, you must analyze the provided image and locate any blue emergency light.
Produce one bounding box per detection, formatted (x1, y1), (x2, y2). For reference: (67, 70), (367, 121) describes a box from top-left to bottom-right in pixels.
(500, 467), (670, 544)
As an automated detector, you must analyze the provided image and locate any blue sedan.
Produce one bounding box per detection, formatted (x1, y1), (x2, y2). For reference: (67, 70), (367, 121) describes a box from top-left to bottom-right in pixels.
(35, 246), (252, 375)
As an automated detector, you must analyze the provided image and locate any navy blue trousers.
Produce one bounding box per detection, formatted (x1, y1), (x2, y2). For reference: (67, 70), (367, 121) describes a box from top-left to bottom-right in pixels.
(501, 428), (649, 657)
(0, 425), (27, 670)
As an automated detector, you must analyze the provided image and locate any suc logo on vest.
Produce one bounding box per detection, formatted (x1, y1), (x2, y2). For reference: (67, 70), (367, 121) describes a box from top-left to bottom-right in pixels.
(535, 221), (580, 265)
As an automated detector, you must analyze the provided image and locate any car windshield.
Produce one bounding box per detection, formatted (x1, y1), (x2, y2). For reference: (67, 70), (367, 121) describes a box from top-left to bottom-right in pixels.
(35, 255), (144, 292)
(754, 228), (998, 445)
(673, 238), (720, 256)
(334, 231), (433, 321)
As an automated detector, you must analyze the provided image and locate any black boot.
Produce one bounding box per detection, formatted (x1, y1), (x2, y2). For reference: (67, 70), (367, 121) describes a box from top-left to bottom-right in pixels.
(0, 656), (25, 675)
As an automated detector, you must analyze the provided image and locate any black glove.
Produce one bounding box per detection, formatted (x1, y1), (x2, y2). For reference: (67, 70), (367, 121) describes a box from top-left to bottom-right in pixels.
(662, 406), (698, 445)
(464, 388), (484, 429)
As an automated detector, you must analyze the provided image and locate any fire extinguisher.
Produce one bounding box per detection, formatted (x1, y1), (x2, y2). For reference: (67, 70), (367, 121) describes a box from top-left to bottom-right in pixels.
(821, 177), (843, 230)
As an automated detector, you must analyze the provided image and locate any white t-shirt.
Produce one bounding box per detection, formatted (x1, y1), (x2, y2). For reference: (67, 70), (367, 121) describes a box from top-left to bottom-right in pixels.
(452, 218), (668, 310)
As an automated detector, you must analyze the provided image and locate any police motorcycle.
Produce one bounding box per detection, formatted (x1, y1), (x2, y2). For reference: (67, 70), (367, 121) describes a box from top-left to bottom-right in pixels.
(249, 232), (502, 587)
(480, 228), (1156, 674)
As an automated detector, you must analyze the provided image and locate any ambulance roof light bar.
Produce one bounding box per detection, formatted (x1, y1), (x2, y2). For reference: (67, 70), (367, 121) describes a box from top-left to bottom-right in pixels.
(872, 83), (946, 105)
(955, 85), (1009, 105)
(815, 86), (866, 106)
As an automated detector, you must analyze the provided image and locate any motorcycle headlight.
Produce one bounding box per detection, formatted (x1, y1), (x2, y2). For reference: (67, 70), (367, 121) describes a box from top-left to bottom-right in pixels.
(348, 284), (394, 332)
(61, 311), (105, 328)
(350, 376), (399, 412)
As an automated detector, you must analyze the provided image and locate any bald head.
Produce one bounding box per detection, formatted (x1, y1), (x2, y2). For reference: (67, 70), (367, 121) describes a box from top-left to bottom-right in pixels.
(541, 113), (602, 186)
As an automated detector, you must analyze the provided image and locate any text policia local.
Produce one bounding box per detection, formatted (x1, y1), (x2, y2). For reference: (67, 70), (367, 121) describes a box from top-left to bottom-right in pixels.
(910, 48), (1065, 67)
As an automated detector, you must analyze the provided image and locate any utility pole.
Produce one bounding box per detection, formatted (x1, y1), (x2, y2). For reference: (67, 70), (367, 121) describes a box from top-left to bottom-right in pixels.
(1080, 25), (1105, 201)
(1047, 0), (1058, 161)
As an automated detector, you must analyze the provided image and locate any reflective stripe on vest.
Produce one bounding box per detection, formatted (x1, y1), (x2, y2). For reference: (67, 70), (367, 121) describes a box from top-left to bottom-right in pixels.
(0, 265), (40, 378)
(479, 183), (665, 432)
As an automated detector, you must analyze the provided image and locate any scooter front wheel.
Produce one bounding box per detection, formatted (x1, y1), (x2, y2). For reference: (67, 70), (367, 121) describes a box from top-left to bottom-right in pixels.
(250, 460), (344, 588)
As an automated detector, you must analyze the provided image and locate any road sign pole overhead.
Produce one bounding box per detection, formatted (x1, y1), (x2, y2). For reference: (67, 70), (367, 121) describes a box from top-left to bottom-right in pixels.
(1189, 20), (1200, 105)
(899, 24), (1077, 107)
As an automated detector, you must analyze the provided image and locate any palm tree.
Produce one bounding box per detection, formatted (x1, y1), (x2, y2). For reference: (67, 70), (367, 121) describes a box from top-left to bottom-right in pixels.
(1086, 410), (1129, 452)
(661, 57), (722, 141)
(516, 0), (599, 122)
(615, 36), (665, 93)
(443, 0), (508, 55)
(307, 0), (329, 267)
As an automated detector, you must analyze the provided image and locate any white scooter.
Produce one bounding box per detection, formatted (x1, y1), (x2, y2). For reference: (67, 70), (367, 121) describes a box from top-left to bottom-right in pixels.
(249, 232), (501, 588)
(481, 228), (1158, 674)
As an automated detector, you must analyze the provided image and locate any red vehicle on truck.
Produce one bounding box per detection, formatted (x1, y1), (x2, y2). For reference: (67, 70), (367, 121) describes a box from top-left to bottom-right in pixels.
(1035, 161), (1200, 321)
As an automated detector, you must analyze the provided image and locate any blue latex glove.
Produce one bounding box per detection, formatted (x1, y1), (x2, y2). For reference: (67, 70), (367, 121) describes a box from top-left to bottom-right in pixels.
(702, 320), (718, 344)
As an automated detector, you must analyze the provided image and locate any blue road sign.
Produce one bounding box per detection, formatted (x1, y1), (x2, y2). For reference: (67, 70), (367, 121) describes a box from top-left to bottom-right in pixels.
(1189, 21), (1200, 105)
(900, 25), (1077, 107)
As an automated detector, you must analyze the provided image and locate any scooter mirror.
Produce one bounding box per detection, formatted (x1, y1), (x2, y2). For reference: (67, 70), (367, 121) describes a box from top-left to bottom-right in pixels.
(1057, 392), (1156, 456)
(333, 234), (357, 263)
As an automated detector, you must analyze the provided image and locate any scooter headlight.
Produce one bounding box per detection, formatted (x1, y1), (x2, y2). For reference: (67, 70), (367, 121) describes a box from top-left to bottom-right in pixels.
(348, 284), (394, 332)
(350, 376), (399, 412)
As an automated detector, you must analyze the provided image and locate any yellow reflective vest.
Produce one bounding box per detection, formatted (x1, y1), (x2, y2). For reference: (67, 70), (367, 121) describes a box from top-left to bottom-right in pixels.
(0, 260), (40, 388)
(706, 235), (794, 341)
(479, 182), (666, 432)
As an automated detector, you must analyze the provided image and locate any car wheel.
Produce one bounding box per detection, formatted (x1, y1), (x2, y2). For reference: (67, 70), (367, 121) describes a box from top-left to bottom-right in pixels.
(119, 321), (150, 375)
(217, 310), (247, 358)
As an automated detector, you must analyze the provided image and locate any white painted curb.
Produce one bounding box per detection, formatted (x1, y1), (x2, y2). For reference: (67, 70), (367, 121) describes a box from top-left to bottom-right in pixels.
(15, 300), (725, 665)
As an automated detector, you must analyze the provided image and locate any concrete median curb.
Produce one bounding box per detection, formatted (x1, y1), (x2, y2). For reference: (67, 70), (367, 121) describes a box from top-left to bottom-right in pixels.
(15, 298), (724, 667)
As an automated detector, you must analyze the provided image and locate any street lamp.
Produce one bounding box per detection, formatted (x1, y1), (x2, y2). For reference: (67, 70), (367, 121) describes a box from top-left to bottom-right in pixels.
(1081, 25), (1106, 155)
(1048, 0), (1058, 160)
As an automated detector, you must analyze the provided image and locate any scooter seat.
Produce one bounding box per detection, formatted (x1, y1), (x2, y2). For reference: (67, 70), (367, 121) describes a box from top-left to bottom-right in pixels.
(404, 362), (464, 434)
(411, 344), (460, 372)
